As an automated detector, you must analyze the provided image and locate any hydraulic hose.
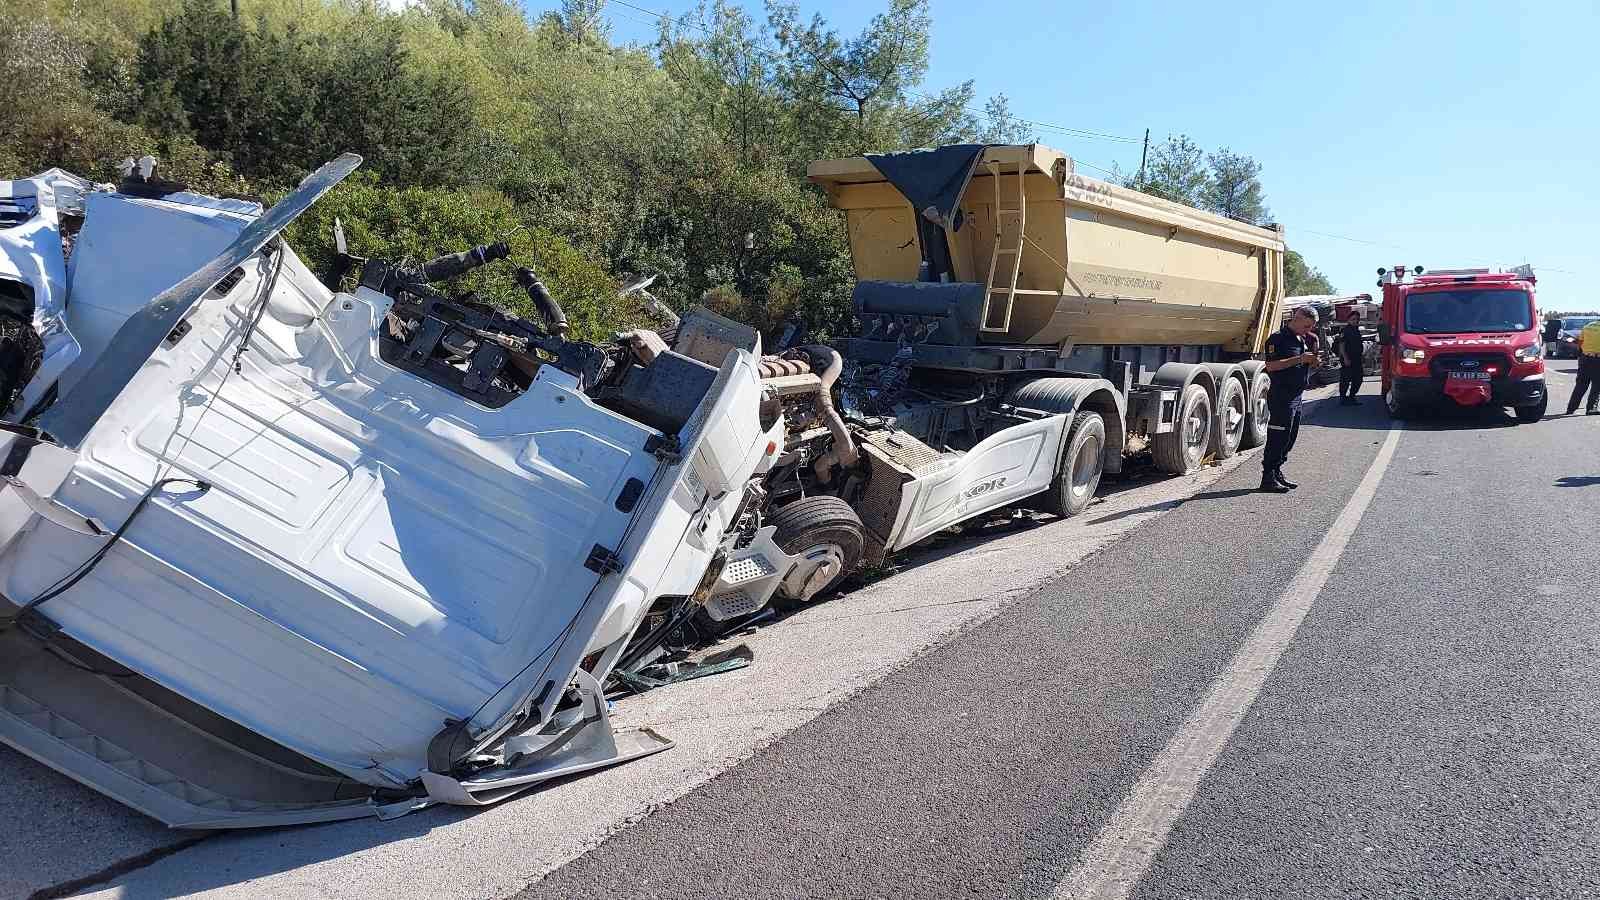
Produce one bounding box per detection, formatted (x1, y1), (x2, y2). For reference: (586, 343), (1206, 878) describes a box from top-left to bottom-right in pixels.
(420, 242), (511, 282)
(515, 267), (570, 336)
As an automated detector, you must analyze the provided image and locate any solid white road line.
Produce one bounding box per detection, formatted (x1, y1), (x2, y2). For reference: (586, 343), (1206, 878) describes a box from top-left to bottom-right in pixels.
(1053, 424), (1403, 900)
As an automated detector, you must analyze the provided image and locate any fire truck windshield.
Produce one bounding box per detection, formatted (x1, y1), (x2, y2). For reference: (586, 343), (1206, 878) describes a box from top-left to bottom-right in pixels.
(1403, 289), (1532, 334)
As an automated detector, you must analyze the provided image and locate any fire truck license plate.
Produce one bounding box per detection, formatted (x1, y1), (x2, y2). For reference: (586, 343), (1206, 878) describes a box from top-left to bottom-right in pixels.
(1449, 371), (1491, 381)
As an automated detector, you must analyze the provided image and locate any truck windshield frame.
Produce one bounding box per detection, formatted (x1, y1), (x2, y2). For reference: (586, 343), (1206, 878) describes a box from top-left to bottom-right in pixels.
(1402, 289), (1532, 335)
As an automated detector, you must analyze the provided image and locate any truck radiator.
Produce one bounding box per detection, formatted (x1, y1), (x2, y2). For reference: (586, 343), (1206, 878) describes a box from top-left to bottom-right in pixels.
(854, 428), (946, 566)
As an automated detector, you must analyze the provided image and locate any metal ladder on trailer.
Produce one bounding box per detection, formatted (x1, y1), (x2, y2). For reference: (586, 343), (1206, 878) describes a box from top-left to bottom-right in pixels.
(980, 160), (1027, 334)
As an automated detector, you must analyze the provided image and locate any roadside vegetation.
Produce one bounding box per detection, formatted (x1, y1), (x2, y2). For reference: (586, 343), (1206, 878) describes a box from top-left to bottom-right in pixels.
(2, 0), (1335, 338)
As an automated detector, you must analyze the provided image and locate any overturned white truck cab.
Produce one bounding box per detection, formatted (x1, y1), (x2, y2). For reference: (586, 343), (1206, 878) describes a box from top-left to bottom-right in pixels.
(0, 156), (790, 826)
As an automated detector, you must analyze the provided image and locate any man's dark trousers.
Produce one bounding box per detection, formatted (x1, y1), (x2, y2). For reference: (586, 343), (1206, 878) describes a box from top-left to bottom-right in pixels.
(1262, 393), (1302, 475)
(1569, 354), (1600, 413)
(1339, 362), (1363, 399)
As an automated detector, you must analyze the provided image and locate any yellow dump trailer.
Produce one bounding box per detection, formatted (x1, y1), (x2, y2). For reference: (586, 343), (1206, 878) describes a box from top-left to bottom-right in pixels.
(808, 144), (1285, 355)
(804, 144), (1290, 484)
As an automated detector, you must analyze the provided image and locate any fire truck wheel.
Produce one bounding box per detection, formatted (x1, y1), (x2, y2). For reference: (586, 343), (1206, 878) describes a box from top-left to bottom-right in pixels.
(1384, 385), (1410, 420)
(1513, 395), (1547, 424)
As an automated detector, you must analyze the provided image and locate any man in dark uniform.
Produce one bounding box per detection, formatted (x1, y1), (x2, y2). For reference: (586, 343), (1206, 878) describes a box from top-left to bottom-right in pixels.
(1260, 306), (1320, 493)
(1337, 310), (1365, 405)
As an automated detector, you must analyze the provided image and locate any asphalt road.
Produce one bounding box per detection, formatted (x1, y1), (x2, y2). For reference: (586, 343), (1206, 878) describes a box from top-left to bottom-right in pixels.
(523, 364), (1600, 900)
(9, 367), (1597, 899)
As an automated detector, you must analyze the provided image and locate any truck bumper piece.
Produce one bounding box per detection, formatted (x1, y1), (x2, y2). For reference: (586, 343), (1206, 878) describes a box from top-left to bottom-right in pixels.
(1391, 374), (1544, 409)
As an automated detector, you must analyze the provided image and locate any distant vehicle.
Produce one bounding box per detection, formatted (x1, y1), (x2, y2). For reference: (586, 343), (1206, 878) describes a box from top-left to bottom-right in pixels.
(1376, 266), (1547, 422)
(1551, 315), (1600, 359)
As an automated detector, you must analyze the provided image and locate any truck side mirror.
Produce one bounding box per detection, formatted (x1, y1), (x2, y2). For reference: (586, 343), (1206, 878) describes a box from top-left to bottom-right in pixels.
(1377, 324), (1393, 345)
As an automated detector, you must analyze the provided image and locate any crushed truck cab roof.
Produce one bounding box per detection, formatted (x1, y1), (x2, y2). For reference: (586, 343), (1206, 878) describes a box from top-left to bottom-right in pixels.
(0, 158), (778, 827)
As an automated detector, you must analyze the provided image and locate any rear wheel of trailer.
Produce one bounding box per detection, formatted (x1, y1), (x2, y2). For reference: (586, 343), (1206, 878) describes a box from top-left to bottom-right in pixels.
(1213, 376), (1248, 459)
(1153, 383), (1212, 475)
(1241, 371), (1271, 449)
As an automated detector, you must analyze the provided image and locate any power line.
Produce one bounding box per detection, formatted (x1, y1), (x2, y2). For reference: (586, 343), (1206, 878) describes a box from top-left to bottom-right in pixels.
(903, 90), (1140, 144)
(609, 9), (671, 30)
(1073, 159), (1121, 178)
(1297, 228), (1401, 249)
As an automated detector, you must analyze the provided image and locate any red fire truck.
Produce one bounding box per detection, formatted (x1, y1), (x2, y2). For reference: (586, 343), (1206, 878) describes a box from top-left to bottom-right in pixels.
(1377, 266), (1547, 422)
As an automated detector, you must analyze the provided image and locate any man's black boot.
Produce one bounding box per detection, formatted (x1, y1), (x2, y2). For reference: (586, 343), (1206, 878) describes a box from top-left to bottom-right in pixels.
(1274, 470), (1299, 489)
(1588, 407), (1598, 416)
(1259, 472), (1290, 493)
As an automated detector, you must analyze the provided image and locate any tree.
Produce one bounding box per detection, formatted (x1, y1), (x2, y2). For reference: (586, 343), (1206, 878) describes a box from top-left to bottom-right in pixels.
(769, 0), (972, 154)
(556, 0), (610, 47)
(1204, 148), (1268, 223)
(1284, 250), (1335, 296)
(1124, 134), (1207, 206)
(979, 93), (1034, 144)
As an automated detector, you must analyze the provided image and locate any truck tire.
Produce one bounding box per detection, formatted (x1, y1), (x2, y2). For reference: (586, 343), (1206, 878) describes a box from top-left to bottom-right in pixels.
(1514, 394), (1547, 424)
(1213, 377), (1247, 459)
(1241, 371), (1271, 450)
(1038, 411), (1105, 518)
(1384, 385), (1409, 420)
(1153, 383), (1212, 475)
(769, 496), (866, 602)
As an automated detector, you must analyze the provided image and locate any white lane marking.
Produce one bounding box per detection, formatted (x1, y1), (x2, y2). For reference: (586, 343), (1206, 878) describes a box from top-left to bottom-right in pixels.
(1053, 424), (1403, 900)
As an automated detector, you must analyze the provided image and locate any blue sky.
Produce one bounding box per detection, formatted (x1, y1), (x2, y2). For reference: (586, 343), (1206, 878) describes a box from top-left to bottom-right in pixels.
(552, 0), (1597, 307)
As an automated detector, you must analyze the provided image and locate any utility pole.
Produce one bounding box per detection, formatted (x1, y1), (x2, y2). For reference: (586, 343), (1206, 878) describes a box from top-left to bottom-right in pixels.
(1137, 128), (1150, 185)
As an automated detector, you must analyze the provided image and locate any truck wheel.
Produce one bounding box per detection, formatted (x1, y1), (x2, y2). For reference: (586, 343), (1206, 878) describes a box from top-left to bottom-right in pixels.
(1213, 377), (1247, 459)
(1384, 385), (1409, 420)
(1038, 411), (1105, 518)
(1514, 395), (1547, 424)
(1154, 383), (1212, 475)
(769, 497), (865, 602)
(1240, 372), (1270, 449)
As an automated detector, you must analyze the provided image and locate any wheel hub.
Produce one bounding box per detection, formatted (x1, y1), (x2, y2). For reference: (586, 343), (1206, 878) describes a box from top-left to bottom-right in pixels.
(781, 544), (846, 601)
(1070, 436), (1103, 496)
(1225, 393), (1246, 441)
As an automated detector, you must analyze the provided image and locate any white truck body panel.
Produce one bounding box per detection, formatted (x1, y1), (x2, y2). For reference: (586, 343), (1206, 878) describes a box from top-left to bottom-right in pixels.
(887, 413), (1066, 552)
(59, 190), (259, 401)
(0, 165), (775, 825)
